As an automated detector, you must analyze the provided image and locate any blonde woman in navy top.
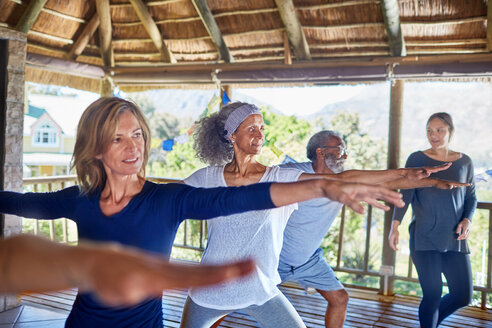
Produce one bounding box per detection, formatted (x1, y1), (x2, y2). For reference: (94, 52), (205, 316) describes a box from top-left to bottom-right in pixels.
(389, 112), (477, 328)
(0, 97), (407, 328)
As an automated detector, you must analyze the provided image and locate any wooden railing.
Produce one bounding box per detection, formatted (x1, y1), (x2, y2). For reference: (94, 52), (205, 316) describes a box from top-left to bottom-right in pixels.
(21, 176), (492, 308)
(333, 202), (492, 309)
(22, 175), (78, 243)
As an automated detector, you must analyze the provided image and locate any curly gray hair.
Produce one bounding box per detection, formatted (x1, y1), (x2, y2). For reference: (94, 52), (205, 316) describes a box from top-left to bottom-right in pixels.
(306, 130), (343, 161)
(193, 102), (253, 166)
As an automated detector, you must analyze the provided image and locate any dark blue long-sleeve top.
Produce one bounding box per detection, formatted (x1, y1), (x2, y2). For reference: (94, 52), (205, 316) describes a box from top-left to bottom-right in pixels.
(0, 180), (275, 328)
(392, 151), (477, 253)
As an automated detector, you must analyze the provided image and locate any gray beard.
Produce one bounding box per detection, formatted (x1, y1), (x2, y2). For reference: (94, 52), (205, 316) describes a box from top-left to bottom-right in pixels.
(324, 154), (345, 173)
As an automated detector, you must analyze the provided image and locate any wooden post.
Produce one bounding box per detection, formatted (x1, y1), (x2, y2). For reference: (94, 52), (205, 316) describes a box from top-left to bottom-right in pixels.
(15, 0), (48, 33)
(0, 40), (7, 239)
(381, 79), (404, 296)
(487, 0), (492, 51)
(284, 31), (292, 65)
(95, 0), (114, 67)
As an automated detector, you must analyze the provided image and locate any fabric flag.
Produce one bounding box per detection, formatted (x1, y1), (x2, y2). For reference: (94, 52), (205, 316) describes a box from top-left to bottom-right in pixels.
(475, 174), (488, 183)
(207, 94), (221, 111)
(187, 124), (197, 136)
(175, 133), (189, 144)
(282, 155), (297, 164)
(199, 108), (208, 119)
(222, 90), (231, 105)
(269, 143), (283, 157)
(162, 139), (174, 151)
(200, 94), (222, 118)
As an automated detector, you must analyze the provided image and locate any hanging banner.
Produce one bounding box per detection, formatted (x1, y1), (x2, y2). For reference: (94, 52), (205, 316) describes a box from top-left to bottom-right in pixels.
(162, 139), (174, 151)
(222, 91), (231, 105)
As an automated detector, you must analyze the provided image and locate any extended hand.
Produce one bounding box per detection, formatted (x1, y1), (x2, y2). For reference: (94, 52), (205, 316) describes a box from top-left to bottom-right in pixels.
(405, 162), (452, 180)
(434, 179), (471, 190)
(320, 180), (404, 214)
(456, 218), (471, 240)
(388, 229), (399, 251)
(85, 245), (255, 306)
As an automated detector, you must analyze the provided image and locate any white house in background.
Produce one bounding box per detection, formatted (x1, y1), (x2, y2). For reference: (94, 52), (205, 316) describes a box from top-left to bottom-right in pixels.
(23, 93), (97, 177)
(23, 104), (74, 176)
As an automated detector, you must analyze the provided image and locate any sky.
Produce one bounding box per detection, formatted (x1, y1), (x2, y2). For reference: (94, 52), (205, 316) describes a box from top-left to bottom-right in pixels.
(238, 85), (365, 115)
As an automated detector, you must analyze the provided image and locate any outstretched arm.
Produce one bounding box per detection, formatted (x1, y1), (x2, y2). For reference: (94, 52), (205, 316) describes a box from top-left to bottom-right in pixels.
(0, 235), (254, 306)
(270, 178), (405, 214)
(380, 177), (471, 190)
(298, 162), (452, 184)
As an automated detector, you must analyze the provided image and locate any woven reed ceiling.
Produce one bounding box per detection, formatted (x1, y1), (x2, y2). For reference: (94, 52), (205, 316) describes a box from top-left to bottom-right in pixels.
(1, 0), (491, 91)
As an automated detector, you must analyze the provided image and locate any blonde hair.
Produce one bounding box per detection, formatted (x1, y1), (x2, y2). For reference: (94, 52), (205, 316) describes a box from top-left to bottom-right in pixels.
(72, 97), (151, 194)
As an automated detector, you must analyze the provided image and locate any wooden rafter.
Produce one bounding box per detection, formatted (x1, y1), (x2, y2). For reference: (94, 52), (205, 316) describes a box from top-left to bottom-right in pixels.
(487, 0), (492, 51)
(15, 0), (48, 33)
(191, 0), (233, 63)
(66, 13), (100, 60)
(95, 0), (114, 67)
(129, 0), (176, 63)
(10, 0), (86, 23)
(274, 0), (311, 60)
(381, 0), (406, 56)
(283, 31), (292, 64)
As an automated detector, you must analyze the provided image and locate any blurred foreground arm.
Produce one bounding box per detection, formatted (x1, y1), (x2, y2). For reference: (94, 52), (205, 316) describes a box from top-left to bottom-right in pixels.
(0, 234), (254, 306)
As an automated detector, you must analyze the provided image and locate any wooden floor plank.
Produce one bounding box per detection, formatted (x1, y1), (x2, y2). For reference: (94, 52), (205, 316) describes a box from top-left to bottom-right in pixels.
(19, 283), (492, 327)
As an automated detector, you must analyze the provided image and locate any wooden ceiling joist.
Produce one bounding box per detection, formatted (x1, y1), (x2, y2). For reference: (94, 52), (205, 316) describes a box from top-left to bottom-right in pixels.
(28, 30), (73, 44)
(381, 0), (406, 56)
(66, 13), (100, 60)
(296, 0), (378, 10)
(110, 0), (185, 8)
(487, 0), (492, 51)
(274, 0), (311, 61)
(15, 0), (48, 33)
(110, 53), (492, 85)
(26, 53), (105, 80)
(129, 0), (176, 63)
(191, 0), (233, 63)
(95, 0), (114, 68)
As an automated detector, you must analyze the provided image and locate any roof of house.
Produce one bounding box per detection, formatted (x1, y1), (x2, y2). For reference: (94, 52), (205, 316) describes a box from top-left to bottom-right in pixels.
(24, 93), (99, 136)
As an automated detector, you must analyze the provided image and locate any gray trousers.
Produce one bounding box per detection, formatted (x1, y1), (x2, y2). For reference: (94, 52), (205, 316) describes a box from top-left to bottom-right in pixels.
(179, 293), (306, 328)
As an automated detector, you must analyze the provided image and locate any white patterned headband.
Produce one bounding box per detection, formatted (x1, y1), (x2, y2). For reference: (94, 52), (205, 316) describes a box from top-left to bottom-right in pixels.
(224, 104), (262, 140)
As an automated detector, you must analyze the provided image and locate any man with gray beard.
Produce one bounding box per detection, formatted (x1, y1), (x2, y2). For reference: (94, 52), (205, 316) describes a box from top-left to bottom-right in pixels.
(278, 130), (349, 328)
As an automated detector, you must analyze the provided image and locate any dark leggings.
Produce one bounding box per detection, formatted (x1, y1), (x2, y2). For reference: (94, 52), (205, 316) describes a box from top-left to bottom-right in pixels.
(410, 238), (473, 328)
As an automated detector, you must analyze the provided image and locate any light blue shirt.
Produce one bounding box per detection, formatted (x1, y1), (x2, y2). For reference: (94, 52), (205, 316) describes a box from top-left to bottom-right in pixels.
(279, 162), (343, 267)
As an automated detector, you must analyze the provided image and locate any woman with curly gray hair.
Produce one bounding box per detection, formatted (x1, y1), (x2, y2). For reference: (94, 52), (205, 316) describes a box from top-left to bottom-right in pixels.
(180, 102), (464, 328)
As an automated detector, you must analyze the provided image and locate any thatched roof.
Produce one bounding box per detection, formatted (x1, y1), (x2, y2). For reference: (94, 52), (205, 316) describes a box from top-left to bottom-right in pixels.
(1, 0), (491, 92)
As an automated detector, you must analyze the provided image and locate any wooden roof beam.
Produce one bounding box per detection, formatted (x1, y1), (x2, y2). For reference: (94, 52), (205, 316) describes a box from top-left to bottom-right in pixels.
(191, 0), (233, 63)
(274, 0), (311, 61)
(129, 0), (176, 63)
(487, 0), (492, 51)
(381, 0), (406, 56)
(15, 0), (48, 33)
(95, 0), (114, 67)
(66, 13), (100, 60)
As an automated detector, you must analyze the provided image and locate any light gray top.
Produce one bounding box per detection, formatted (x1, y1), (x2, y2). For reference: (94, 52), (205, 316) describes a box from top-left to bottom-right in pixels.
(184, 165), (302, 309)
(279, 162), (343, 266)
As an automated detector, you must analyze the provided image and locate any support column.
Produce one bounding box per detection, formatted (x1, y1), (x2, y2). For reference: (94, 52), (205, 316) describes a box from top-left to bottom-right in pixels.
(380, 79), (404, 296)
(0, 27), (27, 311)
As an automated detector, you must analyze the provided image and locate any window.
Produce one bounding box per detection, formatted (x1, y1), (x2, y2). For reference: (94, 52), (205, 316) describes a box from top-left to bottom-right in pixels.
(32, 122), (58, 147)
